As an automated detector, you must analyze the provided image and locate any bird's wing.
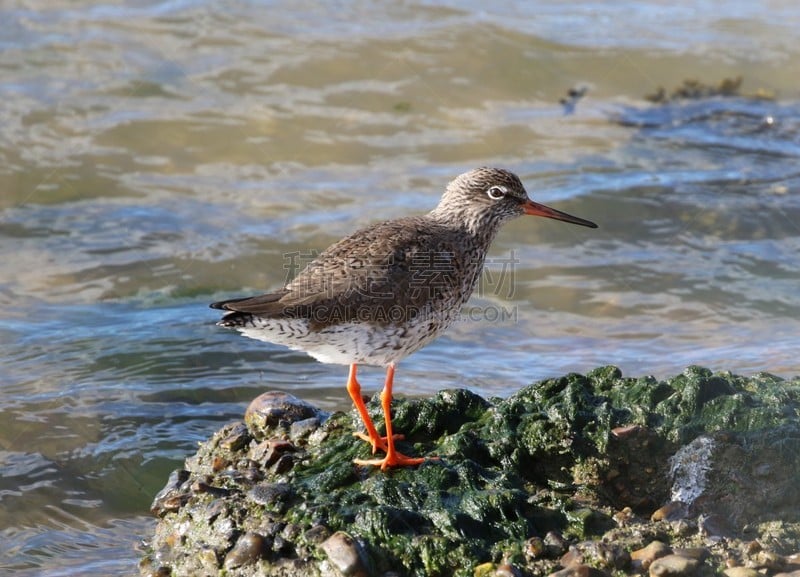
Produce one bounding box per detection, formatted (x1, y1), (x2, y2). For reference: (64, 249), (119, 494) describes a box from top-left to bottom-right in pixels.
(212, 217), (469, 328)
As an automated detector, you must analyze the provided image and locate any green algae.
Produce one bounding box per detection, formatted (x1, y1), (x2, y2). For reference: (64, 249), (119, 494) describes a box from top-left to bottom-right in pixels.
(142, 367), (800, 576)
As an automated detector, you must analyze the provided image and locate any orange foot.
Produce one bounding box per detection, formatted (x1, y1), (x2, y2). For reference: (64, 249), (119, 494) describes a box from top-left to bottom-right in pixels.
(354, 451), (433, 470)
(352, 431), (404, 454)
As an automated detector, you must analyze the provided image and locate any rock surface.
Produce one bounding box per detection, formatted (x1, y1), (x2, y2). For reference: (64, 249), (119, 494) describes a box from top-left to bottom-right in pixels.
(140, 366), (800, 577)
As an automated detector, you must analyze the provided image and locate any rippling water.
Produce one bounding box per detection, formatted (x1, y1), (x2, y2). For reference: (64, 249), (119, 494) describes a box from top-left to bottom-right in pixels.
(2, 1), (799, 574)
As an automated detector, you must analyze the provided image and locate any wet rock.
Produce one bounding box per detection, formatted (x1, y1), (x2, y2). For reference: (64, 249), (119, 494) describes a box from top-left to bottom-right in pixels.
(220, 421), (251, 451)
(304, 524), (331, 545)
(320, 531), (368, 577)
(560, 547), (583, 568)
(786, 553), (800, 569)
(631, 540), (672, 570)
(291, 416), (322, 440)
(544, 531), (569, 557)
(549, 564), (611, 577)
(724, 567), (761, 577)
(649, 554), (701, 577)
(224, 532), (266, 569)
(247, 482), (293, 510)
(671, 547), (710, 562)
(651, 501), (689, 522)
(149, 469), (190, 517)
(524, 536), (546, 560)
(753, 549), (786, 571)
(245, 391), (325, 438)
(567, 541), (629, 571)
(141, 366), (800, 577)
(698, 514), (735, 540)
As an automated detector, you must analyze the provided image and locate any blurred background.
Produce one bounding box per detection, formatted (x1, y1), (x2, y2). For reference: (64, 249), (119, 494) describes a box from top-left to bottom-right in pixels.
(1, 1), (799, 574)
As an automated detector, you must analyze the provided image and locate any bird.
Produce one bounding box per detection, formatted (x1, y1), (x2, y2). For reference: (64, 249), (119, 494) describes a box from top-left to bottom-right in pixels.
(211, 167), (597, 469)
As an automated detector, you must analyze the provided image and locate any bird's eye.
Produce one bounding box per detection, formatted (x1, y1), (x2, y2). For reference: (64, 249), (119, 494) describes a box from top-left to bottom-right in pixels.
(486, 185), (507, 200)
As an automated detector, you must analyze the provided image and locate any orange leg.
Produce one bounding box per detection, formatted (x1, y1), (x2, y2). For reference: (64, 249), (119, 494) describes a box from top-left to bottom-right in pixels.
(353, 363), (427, 470)
(346, 363), (402, 454)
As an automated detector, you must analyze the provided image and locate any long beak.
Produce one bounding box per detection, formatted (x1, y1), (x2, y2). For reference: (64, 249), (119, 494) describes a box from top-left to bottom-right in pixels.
(522, 199), (597, 228)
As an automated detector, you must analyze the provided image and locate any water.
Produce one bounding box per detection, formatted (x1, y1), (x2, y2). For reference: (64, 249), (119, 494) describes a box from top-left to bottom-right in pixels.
(1, 1), (799, 574)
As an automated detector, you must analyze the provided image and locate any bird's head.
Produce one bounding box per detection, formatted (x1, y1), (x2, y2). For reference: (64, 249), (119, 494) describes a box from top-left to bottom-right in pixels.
(434, 167), (597, 234)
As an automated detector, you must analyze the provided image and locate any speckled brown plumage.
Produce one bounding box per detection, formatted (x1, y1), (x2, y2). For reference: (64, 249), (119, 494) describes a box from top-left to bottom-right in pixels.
(211, 167), (597, 468)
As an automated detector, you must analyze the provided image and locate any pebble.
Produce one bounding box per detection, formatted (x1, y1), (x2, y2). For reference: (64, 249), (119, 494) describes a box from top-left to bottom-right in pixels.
(219, 422), (251, 451)
(495, 564), (521, 577)
(149, 469), (191, 517)
(754, 550), (786, 571)
(197, 547), (219, 573)
(724, 567), (761, 577)
(320, 531), (368, 577)
(613, 506), (635, 526)
(699, 513), (734, 540)
(273, 453), (295, 474)
(651, 501), (688, 522)
(672, 548), (710, 562)
(611, 424), (644, 438)
(290, 416), (321, 439)
(544, 531), (569, 557)
(548, 563), (610, 577)
(245, 391), (322, 437)
(631, 540), (672, 570)
(211, 455), (229, 472)
(649, 554), (700, 577)
(223, 532), (266, 569)
(560, 547), (583, 568)
(524, 536), (546, 559)
(304, 524), (331, 545)
(247, 482), (293, 510)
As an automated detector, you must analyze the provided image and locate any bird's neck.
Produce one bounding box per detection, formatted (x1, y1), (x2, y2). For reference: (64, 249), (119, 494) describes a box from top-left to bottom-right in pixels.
(428, 205), (502, 248)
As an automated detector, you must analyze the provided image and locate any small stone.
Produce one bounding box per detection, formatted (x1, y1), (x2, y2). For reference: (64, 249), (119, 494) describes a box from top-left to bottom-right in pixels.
(672, 548), (710, 562)
(224, 532), (266, 569)
(651, 501), (688, 522)
(594, 542), (630, 570)
(320, 531), (368, 577)
(273, 453), (295, 474)
(245, 391), (322, 438)
(611, 424), (644, 438)
(247, 482), (293, 510)
(549, 563), (610, 577)
(613, 506), (634, 526)
(745, 541), (762, 555)
(560, 547), (583, 568)
(545, 531), (569, 557)
(150, 469), (191, 517)
(220, 422), (251, 451)
(670, 519), (694, 537)
(304, 524), (331, 545)
(649, 554), (700, 577)
(495, 564), (521, 577)
(290, 416), (321, 439)
(197, 547), (219, 573)
(773, 572), (800, 577)
(211, 455), (229, 472)
(191, 480), (231, 497)
(631, 541), (672, 571)
(724, 567), (761, 577)
(699, 514), (734, 540)
(754, 550), (786, 571)
(525, 536), (546, 560)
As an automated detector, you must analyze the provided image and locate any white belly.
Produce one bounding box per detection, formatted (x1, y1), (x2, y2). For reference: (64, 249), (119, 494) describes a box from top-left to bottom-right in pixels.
(234, 314), (451, 366)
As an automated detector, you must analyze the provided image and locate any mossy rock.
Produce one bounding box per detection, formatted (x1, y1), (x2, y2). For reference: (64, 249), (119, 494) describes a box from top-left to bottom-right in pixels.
(140, 366), (800, 576)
